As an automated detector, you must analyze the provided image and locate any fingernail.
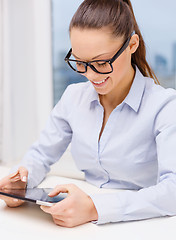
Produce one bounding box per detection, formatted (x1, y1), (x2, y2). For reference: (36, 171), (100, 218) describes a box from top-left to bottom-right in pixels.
(22, 176), (27, 182)
(13, 199), (19, 202)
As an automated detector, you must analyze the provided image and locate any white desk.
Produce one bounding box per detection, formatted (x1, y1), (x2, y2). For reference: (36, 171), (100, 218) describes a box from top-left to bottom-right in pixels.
(0, 166), (176, 240)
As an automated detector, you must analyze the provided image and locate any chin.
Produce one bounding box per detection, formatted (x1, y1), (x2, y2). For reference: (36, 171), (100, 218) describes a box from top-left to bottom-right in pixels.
(95, 88), (110, 96)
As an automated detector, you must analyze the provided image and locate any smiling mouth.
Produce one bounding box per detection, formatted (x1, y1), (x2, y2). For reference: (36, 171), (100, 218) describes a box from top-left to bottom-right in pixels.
(91, 77), (109, 85)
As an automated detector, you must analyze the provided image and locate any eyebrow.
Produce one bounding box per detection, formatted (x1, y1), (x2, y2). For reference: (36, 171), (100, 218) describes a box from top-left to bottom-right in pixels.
(72, 52), (111, 61)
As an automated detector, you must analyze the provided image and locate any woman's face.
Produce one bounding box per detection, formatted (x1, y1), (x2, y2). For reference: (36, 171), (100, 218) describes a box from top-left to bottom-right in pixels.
(70, 27), (138, 96)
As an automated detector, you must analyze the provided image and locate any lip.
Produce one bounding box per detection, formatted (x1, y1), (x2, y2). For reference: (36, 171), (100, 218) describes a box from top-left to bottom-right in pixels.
(91, 77), (109, 87)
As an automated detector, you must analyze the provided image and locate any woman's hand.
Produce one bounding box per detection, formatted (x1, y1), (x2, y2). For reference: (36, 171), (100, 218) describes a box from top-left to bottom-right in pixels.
(40, 184), (98, 228)
(0, 167), (28, 207)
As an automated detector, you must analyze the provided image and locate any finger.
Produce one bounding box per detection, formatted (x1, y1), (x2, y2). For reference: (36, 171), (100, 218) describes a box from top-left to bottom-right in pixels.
(40, 206), (67, 226)
(48, 184), (76, 197)
(40, 199), (66, 215)
(10, 175), (21, 183)
(40, 205), (53, 214)
(9, 170), (19, 179)
(0, 178), (7, 189)
(9, 170), (21, 183)
(0, 195), (24, 207)
(52, 217), (66, 227)
(48, 186), (68, 197)
(0, 176), (15, 189)
(0, 195), (7, 201)
(0, 194), (15, 202)
(52, 216), (75, 228)
(8, 198), (24, 205)
(7, 199), (24, 208)
(48, 196), (71, 215)
(18, 167), (28, 183)
(0, 171), (20, 189)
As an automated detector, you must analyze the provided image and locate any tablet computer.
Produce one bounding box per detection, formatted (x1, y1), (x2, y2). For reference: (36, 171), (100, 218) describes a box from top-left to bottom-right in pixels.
(0, 188), (66, 206)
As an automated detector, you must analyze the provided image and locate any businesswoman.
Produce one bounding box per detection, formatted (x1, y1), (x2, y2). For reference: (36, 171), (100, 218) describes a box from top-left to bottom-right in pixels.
(1, 0), (176, 228)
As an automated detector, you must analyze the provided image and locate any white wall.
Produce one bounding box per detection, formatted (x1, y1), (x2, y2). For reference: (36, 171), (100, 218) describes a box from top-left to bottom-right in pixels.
(1, 0), (53, 164)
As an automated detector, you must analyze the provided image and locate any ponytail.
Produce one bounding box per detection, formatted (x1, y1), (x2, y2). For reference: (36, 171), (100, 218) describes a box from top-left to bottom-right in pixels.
(70, 0), (159, 84)
(122, 0), (159, 84)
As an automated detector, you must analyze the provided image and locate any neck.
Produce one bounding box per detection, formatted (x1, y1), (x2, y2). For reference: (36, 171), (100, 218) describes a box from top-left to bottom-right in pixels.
(99, 65), (135, 110)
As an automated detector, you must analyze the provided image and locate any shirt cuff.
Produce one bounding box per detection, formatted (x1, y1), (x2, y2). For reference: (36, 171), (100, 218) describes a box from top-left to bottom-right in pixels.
(89, 192), (128, 225)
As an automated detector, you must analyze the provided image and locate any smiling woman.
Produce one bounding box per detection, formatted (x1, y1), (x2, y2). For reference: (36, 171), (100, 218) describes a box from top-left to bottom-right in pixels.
(1, 0), (176, 229)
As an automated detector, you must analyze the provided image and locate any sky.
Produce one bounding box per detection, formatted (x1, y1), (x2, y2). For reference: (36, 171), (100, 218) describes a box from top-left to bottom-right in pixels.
(52, 0), (176, 70)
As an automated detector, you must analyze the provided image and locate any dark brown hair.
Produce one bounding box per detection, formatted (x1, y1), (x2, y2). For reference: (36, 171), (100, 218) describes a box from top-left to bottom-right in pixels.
(69, 0), (159, 84)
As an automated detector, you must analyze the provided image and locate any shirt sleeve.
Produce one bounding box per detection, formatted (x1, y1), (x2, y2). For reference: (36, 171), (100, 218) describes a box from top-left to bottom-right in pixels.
(90, 96), (176, 224)
(10, 85), (73, 188)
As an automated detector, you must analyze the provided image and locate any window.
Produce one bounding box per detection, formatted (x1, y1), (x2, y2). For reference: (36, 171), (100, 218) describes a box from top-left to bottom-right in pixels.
(52, 0), (176, 105)
(131, 0), (176, 88)
(52, 0), (87, 106)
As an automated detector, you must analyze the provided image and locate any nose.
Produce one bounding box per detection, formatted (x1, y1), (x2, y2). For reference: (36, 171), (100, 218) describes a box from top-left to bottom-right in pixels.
(82, 65), (99, 81)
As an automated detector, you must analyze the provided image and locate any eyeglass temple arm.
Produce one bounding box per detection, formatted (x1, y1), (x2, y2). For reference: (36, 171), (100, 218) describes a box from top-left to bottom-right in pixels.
(65, 31), (135, 63)
(65, 48), (72, 61)
(110, 31), (135, 64)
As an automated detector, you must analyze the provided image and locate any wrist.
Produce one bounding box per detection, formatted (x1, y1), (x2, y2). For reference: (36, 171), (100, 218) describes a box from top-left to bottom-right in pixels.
(88, 195), (98, 221)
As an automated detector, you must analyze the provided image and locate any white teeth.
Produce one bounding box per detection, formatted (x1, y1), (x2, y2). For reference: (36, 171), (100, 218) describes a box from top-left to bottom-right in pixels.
(92, 77), (108, 85)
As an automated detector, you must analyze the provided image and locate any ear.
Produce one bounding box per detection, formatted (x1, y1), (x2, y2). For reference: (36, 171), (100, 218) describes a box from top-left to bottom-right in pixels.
(129, 34), (139, 54)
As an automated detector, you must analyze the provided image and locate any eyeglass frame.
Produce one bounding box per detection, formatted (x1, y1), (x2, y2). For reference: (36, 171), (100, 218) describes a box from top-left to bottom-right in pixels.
(64, 31), (135, 75)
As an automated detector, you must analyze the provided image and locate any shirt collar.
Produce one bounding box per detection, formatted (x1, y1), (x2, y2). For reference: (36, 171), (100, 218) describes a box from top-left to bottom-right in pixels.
(88, 66), (146, 112)
(87, 83), (99, 107)
(123, 66), (146, 113)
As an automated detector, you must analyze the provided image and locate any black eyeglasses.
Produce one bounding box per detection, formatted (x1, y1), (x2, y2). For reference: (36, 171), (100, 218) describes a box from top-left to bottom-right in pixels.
(64, 32), (134, 75)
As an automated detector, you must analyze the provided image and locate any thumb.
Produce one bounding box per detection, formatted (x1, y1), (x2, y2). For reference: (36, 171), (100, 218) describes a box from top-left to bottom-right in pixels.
(48, 184), (76, 197)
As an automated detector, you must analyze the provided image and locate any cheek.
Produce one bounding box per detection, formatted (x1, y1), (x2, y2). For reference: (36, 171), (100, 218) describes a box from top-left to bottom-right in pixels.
(111, 52), (131, 78)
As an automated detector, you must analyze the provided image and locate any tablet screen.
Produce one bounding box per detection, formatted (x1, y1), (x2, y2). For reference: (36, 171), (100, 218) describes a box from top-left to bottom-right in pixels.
(0, 188), (66, 206)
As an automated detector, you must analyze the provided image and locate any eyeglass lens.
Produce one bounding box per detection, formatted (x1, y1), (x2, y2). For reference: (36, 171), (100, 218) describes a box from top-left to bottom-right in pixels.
(68, 56), (112, 73)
